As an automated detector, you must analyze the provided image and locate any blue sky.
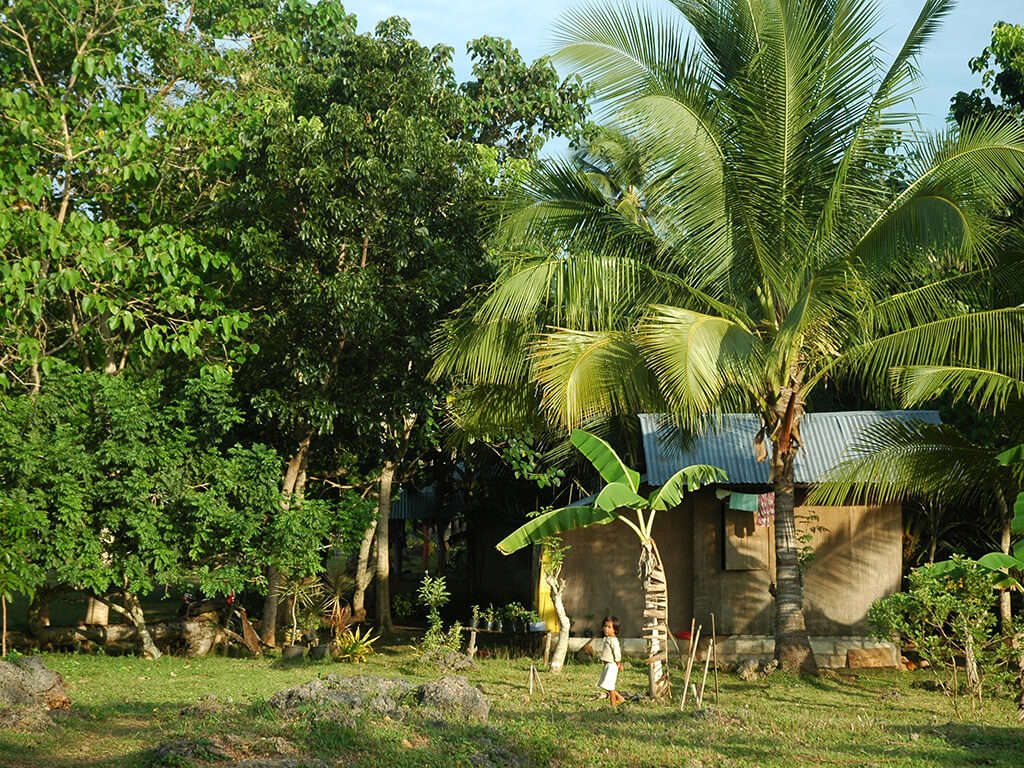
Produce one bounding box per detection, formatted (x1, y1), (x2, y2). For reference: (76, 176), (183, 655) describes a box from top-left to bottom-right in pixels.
(344, 0), (1021, 139)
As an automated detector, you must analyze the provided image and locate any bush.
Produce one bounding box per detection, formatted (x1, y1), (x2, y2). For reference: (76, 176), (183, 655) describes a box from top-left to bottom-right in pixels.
(416, 573), (463, 656)
(869, 556), (1011, 712)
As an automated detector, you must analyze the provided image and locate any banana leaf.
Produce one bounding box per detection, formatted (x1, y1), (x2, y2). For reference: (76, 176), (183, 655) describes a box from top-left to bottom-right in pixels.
(997, 443), (1024, 466)
(496, 504), (618, 555)
(571, 429), (640, 491)
(595, 482), (646, 511)
(649, 464), (728, 510)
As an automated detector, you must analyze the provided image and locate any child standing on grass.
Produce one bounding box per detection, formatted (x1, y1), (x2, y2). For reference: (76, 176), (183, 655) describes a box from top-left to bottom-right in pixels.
(598, 615), (624, 707)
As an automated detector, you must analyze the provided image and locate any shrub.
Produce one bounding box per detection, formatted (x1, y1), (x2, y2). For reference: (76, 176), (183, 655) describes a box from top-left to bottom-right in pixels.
(333, 626), (378, 663)
(869, 556), (1010, 713)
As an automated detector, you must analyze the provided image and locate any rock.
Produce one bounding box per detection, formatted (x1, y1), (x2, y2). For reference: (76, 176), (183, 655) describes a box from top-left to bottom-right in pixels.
(150, 738), (231, 766)
(760, 659), (779, 677)
(419, 648), (475, 671)
(234, 760), (329, 768)
(269, 673), (488, 723)
(0, 704), (59, 731)
(270, 675), (414, 717)
(415, 675), (489, 722)
(847, 647), (897, 669)
(180, 693), (234, 717)
(736, 659), (761, 681)
(0, 656), (71, 711)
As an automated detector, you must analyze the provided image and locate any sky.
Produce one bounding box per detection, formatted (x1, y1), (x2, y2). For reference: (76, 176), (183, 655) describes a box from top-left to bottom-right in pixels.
(342, 0), (1022, 144)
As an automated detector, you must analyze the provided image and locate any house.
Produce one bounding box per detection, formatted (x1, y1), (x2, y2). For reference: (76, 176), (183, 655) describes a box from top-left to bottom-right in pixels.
(536, 410), (940, 668)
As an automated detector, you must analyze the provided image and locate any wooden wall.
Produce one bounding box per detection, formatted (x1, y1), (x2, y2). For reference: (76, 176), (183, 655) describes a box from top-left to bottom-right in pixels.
(557, 487), (902, 637)
(558, 505), (693, 638)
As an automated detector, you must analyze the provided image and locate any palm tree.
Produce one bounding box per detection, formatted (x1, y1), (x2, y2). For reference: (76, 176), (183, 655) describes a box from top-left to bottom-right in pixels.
(434, 0), (1024, 672)
(497, 429), (723, 698)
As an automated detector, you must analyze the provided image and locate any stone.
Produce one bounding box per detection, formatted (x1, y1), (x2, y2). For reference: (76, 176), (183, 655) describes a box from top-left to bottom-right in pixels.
(269, 674), (488, 723)
(150, 738), (231, 766)
(419, 648), (475, 671)
(415, 675), (489, 722)
(847, 647), (897, 669)
(234, 760), (329, 768)
(736, 659), (761, 681)
(180, 693), (233, 717)
(759, 659), (779, 677)
(0, 704), (58, 731)
(0, 656), (71, 711)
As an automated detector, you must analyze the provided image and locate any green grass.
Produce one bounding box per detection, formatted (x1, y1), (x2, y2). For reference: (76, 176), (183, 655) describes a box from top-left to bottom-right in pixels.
(2, 645), (1022, 768)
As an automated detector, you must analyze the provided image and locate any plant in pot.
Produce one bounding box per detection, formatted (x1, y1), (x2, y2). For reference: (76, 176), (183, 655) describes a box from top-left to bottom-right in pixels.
(469, 604), (481, 630)
(483, 604), (498, 632)
(505, 602), (527, 633)
(275, 574), (324, 659)
(526, 609), (546, 633)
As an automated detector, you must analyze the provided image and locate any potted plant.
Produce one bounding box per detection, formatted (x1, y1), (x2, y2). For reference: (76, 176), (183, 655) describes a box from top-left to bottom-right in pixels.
(275, 574), (325, 659)
(526, 609), (546, 633)
(469, 604), (481, 630)
(483, 604), (498, 632)
(505, 602), (527, 633)
(316, 563), (353, 660)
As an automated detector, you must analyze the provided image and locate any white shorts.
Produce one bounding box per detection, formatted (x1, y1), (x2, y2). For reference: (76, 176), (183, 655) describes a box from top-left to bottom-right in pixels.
(598, 662), (618, 691)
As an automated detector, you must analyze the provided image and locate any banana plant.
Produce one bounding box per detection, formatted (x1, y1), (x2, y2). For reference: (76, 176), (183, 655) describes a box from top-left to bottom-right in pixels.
(497, 428), (725, 699)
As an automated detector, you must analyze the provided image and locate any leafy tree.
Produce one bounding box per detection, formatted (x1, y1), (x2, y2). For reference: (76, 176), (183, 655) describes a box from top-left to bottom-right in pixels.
(435, 0), (1024, 672)
(0, 364), (372, 658)
(952, 21), (1024, 125)
(497, 428), (723, 699)
(216, 8), (591, 638)
(0, 0), (265, 390)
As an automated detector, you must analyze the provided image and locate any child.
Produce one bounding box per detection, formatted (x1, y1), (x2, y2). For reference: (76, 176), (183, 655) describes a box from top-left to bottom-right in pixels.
(598, 615), (624, 707)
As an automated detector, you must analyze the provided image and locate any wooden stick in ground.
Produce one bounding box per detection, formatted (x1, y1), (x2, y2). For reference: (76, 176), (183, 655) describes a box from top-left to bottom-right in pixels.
(535, 666), (545, 694)
(528, 664), (534, 696)
(680, 625), (701, 711)
(543, 632), (551, 668)
(697, 638), (712, 708)
(711, 612), (719, 705)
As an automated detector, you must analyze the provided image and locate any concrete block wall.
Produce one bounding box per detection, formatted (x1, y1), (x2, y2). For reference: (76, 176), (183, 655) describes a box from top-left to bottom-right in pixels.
(565, 635), (898, 669)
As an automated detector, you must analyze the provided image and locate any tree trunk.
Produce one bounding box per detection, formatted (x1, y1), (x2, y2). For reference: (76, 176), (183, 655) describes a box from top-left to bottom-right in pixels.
(997, 489), (1013, 628)
(374, 461), (398, 634)
(260, 431), (313, 646)
(374, 413), (418, 635)
(351, 519), (377, 621)
(123, 591), (161, 660)
(2, 595), (7, 657)
(772, 446), (817, 674)
(545, 572), (570, 673)
(641, 539), (671, 699)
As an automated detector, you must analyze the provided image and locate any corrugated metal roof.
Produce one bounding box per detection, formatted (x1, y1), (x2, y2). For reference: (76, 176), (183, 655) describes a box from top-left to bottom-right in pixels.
(639, 410), (942, 486)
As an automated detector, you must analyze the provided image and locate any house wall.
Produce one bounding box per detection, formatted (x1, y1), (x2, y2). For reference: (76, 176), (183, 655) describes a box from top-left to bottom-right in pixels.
(691, 488), (902, 635)
(557, 505), (693, 638)
(555, 487), (902, 639)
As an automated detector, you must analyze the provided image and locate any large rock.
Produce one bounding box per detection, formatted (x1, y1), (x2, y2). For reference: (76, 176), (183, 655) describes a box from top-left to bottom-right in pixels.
(270, 675), (414, 717)
(415, 676), (489, 722)
(268, 674), (488, 722)
(847, 647), (897, 669)
(0, 656), (70, 711)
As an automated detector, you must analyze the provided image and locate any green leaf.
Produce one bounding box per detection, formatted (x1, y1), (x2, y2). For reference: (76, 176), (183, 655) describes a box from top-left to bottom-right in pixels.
(650, 464), (727, 511)
(978, 552), (1023, 571)
(496, 505), (617, 554)
(594, 482), (645, 512)
(997, 443), (1024, 466)
(570, 429), (639, 491)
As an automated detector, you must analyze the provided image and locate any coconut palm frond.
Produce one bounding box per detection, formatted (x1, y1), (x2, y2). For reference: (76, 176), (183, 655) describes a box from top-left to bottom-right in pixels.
(890, 365), (1024, 412)
(808, 419), (1002, 507)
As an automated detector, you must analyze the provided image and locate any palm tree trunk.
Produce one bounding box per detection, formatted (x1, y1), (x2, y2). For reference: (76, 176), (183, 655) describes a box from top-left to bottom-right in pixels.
(545, 572), (570, 672)
(641, 539), (671, 699)
(772, 449), (817, 674)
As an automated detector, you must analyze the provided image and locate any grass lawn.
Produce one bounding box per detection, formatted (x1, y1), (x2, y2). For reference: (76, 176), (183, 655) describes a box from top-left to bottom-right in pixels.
(1, 643), (1022, 768)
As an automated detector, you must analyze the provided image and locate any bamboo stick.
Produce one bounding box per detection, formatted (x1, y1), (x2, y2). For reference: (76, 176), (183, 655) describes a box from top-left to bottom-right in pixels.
(711, 612), (719, 704)
(697, 638), (712, 708)
(680, 624), (701, 711)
